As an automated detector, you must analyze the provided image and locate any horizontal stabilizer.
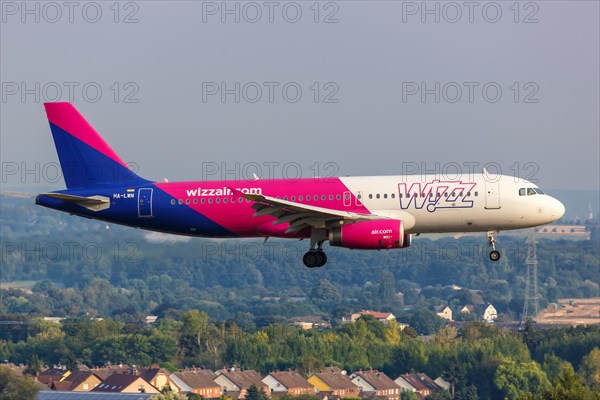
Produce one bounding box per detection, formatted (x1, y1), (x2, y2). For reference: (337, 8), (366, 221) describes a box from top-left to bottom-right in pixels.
(39, 193), (110, 211)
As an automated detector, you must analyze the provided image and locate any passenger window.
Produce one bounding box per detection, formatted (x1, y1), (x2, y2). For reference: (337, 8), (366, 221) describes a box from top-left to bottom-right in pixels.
(223, 198), (227, 203)
(475, 191), (479, 196)
(384, 194), (388, 199)
(171, 199), (176, 205)
(299, 195), (303, 201)
(193, 199), (198, 204)
(291, 196), (296, 201)
(329, 195), (333, 200)
(216, 198), (220, 204)
(201, 199), (206, 204)
(178, 199), (183, 205)
(208, 198), (213, 204)
(186, 199), (190, 204)
(357, 194), (362, 199)
(369, 194), (373, 199)
(336, 194), (341, 200)
(391, 193), (395, 199)
(376, 194), (380, 199)
(321, 195), (326, 200)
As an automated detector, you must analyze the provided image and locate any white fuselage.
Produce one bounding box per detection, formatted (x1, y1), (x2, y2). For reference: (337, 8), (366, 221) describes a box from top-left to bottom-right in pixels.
(339, 174), (565, 233)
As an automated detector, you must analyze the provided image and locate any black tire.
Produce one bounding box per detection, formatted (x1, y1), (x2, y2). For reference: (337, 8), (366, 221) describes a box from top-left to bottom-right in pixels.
(316, 252), (327, 267)
(489, 250), (501, 262)
(303, 251), (318, 268)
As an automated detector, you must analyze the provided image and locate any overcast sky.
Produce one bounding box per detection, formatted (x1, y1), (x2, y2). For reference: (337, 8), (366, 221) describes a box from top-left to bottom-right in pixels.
(1, 1), (598, 193)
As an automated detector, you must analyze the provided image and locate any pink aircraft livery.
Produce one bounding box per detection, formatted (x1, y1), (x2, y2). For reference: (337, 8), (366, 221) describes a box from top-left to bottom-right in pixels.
(36, 103), (565, 267)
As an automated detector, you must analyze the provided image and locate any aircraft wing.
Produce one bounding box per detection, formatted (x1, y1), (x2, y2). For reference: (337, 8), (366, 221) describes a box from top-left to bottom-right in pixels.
(241, 192), (384, 234)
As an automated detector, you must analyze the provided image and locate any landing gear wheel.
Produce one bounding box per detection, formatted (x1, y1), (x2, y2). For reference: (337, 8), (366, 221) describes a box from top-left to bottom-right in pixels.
(489, 250), (501, 262)
(317, 251), (327, 267)
(303, 251), (318, 268)
(303, 251), (327, 268)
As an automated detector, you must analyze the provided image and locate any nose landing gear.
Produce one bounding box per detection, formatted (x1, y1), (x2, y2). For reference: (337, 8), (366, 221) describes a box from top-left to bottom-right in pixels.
(487, 230), (501, 261)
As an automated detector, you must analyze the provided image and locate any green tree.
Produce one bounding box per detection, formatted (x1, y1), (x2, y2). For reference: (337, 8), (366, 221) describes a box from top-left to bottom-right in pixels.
(245, 384), (269, 400)
(578, 347), (600, 390)
(410, 309), (446, 335)
(149, 392), (188, 400)
(401, 391), (419, 400)
(494, 357), (550, 399)
(541, 363), (599, 400)
(0, 366), (39, 400)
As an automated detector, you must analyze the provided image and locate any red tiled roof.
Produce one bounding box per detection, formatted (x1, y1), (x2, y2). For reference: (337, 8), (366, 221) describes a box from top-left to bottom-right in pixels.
(352, 370), (399, 390)
(175, 369), (220, 389)
(91, 373), (153, 392)
(218, 370), (264, 389)
(398, 373), (438, 392)
(360, 311), (393, 319)
(36, 368), (68, 385)
(312, 368), (357, 390)
(268, 371), (313, 389)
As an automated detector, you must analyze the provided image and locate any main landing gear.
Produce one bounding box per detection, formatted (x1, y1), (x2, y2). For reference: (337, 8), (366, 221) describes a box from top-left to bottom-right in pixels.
(487, 230), (501, 261)
(303, 248), (327, 268)
(303, 229), (328, 268)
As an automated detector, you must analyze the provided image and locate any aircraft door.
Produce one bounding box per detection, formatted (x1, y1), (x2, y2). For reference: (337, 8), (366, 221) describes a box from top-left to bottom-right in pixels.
(484, 180), (501, 209)
(138, 188), (153, 217)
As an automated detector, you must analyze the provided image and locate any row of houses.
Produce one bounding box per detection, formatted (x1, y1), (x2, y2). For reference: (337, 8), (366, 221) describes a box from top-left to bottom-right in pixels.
(23, 364), (448, 400)
(435, 303), (498, 322)
(264, 305), (499, 329)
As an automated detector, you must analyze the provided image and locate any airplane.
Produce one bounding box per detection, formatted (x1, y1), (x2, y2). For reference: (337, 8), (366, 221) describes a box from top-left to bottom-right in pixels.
(35, 103), (565, 268)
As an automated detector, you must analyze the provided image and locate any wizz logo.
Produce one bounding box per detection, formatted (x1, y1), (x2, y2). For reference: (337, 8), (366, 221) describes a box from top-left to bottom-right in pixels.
(398, 180), (476, 213)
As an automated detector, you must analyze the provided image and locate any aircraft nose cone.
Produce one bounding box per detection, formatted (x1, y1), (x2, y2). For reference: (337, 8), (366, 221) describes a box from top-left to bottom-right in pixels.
(550, 198), (565, 221)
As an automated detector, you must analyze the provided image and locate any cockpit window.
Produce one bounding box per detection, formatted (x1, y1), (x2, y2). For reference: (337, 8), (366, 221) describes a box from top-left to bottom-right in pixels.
(527, 188), (536, 196)
(519, 188), (526, 196)
(534, 188), (544, 194)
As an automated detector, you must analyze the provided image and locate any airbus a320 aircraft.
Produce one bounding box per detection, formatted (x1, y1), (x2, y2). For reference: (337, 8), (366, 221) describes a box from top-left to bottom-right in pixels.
(36, 103), (565, 267)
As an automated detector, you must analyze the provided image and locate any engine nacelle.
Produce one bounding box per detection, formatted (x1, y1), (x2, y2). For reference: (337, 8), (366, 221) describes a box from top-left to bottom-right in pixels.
(329, 220), (411, 250)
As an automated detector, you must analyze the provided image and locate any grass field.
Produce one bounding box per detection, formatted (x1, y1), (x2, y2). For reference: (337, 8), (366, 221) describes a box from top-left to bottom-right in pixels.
(536, 298), (600, 326)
